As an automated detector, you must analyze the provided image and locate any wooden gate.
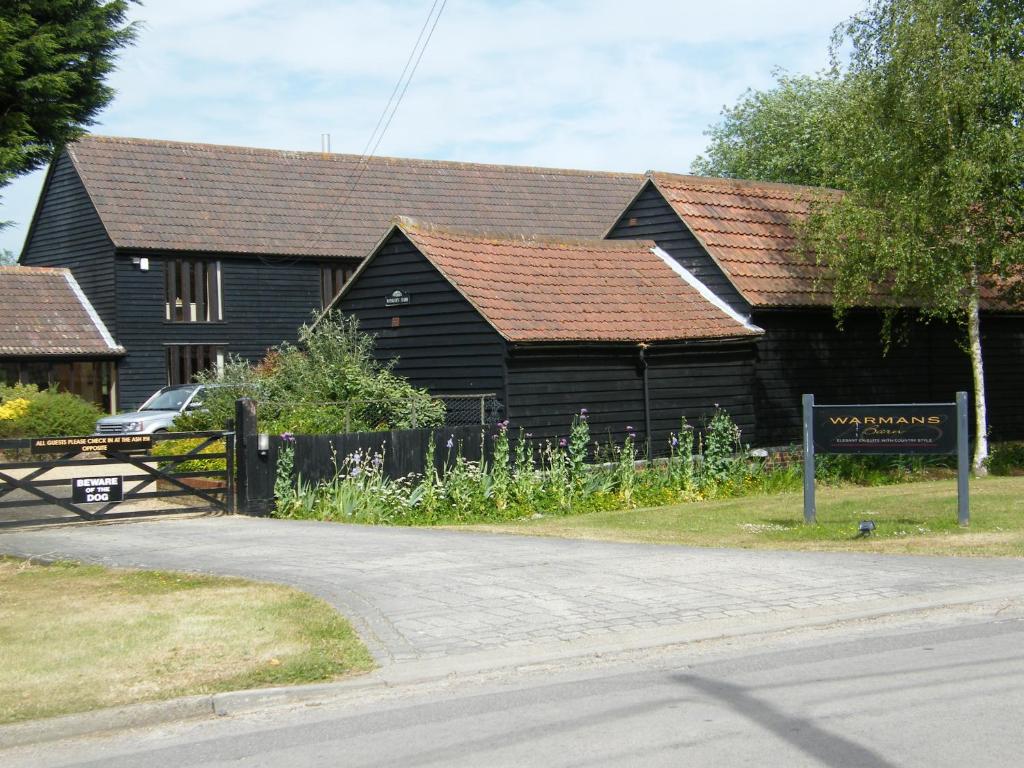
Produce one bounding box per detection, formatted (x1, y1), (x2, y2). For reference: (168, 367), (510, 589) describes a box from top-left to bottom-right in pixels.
(0, 431), (234, 529)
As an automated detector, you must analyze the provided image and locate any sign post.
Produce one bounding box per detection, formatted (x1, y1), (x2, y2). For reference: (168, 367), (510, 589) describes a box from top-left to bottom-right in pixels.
(802, 394), (816, 524)
(957, 391), (970, 526)
(802, 392), (969, 526)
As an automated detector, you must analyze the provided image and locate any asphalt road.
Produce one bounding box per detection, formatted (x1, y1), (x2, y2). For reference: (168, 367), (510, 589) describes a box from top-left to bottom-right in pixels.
(5, 603), (1023, 767)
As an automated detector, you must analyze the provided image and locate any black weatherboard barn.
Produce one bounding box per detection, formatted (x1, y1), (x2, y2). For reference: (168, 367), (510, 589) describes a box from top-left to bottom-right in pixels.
(19, 136), (641, 409)
(332, 219), (762, 451)
(606, 173), (1024, 445)
(18, 135), (1023, 444)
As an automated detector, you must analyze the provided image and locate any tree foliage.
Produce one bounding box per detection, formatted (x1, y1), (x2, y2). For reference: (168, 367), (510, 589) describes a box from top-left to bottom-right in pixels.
(0, 1), (138, 186)
(810, 0), (1024, 469)
(691, 71), (843, 187)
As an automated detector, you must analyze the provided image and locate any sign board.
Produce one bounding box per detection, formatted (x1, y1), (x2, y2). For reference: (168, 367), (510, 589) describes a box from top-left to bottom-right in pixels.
(813, 404), (957, 455)
(71, 476), (124, 504)
(802, 393), (969, 526)
(385, 290), (410, 306)
(31, 434), (153, 455)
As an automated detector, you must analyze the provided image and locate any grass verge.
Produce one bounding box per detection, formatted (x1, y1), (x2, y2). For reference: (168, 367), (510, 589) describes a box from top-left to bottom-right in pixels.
(0, 558), (374, 725)
(470, 476), (1024, 557)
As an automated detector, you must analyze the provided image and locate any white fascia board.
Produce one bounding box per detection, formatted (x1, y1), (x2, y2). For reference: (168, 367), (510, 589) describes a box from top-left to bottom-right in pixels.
(650, 246), (764, 334)
(64, 270), (121, 351)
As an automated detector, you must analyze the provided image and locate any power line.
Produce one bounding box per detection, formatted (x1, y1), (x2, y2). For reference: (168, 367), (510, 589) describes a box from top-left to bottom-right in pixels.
(306, 0), (449, 254)
(257, 0), (448, 269)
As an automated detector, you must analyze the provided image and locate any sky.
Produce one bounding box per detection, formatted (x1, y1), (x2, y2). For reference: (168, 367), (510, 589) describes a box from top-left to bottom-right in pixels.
(0, 0), (865, 256)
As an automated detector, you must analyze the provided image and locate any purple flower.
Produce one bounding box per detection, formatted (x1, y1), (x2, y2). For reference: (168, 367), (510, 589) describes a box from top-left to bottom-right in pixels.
(525, 432), (533, 438)
(350, 466), (362, 477)
(628, 432), (637, 439)
(446, 436), (454, 449)
(626, 426), (634, 431)
(280, 431), (296, 443)
(580, 408), (588, 415)
(671, 435), (679, 447)
(501, 419), (510, 428)
(559, 437), (568, 448)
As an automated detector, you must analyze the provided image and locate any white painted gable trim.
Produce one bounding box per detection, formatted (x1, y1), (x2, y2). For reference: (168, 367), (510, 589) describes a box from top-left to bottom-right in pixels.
(650, 246), (764, 334)
(63, 270), (121, 351)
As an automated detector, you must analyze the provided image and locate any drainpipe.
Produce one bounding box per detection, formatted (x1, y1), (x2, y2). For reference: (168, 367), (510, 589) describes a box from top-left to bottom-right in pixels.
(638, 343), (651, 458)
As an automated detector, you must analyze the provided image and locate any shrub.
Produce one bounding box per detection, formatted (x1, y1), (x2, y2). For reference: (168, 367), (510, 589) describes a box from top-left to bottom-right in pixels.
(0, 384), (102, 439)
(150, 437), (228, 473)
(985, 443), (1024, 476)
(174, 313), (444, 435)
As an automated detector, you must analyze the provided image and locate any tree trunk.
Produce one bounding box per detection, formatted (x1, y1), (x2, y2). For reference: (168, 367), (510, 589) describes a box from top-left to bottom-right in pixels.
(966, 278), (989, 475)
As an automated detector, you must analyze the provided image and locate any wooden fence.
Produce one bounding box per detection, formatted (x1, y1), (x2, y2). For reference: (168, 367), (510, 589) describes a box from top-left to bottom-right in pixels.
(283, 424), (502, 485)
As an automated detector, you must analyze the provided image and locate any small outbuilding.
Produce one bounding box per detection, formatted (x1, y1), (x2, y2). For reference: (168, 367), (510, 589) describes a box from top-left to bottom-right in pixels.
(0, 266), (124, 411)
(331, 219), (763, 451)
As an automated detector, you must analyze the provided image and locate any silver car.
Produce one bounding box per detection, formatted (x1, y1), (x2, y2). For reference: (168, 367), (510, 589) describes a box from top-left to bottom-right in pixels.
(95, 384), (207, 435)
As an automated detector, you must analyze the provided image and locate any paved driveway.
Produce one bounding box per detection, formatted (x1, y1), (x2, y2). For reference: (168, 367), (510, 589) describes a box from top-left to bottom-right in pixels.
(4, 517), (1024, 673)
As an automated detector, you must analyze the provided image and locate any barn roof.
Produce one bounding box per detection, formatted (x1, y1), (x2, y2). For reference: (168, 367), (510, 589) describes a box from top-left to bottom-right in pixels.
(62, 135), (643, 259)
(647, 173), (841, 308)
(0, 267), (125, 357)
(344, 220), (762, 344)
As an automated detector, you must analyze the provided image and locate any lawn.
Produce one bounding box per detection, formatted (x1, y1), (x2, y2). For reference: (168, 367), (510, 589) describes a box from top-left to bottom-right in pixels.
(0, 558), (374, 725)
(472, 476), (1024, 557)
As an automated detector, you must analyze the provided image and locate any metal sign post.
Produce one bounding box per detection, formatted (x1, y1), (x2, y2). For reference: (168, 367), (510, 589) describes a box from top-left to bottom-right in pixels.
(802, 392), (970, 526)
(802, 394), (816, 524)
(956, 391), (970, 526)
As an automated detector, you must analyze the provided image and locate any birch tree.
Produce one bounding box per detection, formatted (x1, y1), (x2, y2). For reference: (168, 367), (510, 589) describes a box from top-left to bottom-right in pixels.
(810, 0), (1024, 473)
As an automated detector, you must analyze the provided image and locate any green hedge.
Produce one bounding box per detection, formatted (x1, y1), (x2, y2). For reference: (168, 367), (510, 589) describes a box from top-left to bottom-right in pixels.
(0, 384), (102, 439)
(150, 438), (227, 473)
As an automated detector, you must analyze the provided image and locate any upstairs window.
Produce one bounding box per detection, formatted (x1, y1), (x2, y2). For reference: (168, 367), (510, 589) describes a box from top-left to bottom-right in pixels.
(320, 264), (357, 308)
(166, 260), (223, 322)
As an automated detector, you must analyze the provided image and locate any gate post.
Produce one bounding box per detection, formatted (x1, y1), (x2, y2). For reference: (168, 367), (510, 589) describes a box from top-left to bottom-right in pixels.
(235, 398), (274, 516)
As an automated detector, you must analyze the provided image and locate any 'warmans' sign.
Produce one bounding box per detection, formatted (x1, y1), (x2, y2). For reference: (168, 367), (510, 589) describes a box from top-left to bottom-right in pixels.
(802, 393), (969, 526)
(813, 404), (957, 455)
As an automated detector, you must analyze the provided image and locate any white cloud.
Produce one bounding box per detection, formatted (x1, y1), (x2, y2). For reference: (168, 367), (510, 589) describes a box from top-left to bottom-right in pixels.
(1, 0), (864, 254)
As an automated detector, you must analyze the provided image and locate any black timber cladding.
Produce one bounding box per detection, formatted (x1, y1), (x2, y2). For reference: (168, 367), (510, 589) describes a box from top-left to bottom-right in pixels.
(505, 344), (756, 455)
(114, 253), (328, 408)
(19, 152), (117, 335)
(606, 181), (749, 315)
(338, 231), (507, 397)
(750, 310), (1024, 445)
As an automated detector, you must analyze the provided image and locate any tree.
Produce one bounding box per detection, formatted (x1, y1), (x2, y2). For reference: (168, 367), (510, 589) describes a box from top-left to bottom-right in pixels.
(0, 248), (16, 265)
(0, 1), (138, 187)
(691, 71), (843, 187)
(692, 1), (1023, 473)
(811, 0), (1024, 472)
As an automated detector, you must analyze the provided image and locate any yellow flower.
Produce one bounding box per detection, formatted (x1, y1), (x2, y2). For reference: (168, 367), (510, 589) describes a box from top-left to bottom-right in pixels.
(0, 398), (31, 421)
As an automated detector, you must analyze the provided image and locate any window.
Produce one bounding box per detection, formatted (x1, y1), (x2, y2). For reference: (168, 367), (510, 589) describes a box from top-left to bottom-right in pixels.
(320, 264), (357, 308)
(166, 260), (222, 322)
(166, 344), (225, 386)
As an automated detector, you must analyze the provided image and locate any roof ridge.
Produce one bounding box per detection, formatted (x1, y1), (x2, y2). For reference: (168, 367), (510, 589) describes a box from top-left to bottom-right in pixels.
(651, 171), (842, 196)
(74, 134), (645, 180)
(397, 218), (655, 250)
(0, 265), (70, 274)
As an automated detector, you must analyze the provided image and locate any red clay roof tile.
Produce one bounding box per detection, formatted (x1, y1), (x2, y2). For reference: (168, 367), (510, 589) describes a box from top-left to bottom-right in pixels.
(650, 173), (839, 308)
(0, 267), (124, 357)
(394, 222), (761, 344)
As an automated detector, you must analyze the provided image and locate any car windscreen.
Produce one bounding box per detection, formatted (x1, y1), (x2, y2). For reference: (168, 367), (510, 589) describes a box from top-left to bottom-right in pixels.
(141, 386), (198, 411)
